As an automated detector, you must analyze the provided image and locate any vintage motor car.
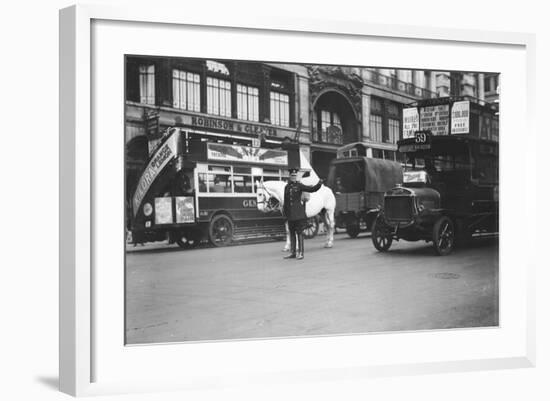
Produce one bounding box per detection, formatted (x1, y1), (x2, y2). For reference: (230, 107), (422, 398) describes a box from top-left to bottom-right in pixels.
(371, 132), (498, 255)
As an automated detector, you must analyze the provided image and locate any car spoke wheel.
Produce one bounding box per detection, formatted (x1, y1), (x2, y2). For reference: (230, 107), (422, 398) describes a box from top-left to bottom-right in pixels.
(371, 216), (393, 252)
(432, 216), (455, 256)
(303, 217), (319, 239)
(209, 215), (234, 247)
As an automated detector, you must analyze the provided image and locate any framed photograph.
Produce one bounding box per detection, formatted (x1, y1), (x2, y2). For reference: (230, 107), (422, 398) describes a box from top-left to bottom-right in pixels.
(59, 4), (536, 397)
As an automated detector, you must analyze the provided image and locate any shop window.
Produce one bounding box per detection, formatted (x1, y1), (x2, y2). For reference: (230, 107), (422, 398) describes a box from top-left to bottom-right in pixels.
(237, 84), (259, 122)
(270, 91), (290, 127)
(383, 150), (396, 161)
(207, 77), (231, 117)
(371, 148), (384, 159)
(139, 65), (155, 105)
(172, 70), (200, 111)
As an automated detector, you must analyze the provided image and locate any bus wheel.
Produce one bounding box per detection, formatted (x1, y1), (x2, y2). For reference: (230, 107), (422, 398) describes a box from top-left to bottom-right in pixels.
(209, 214), (234, 247)
(371, 216), (393, 252)
(346, 221), (360, 238)
(175, 230), (200, 249)
(432, 216), (455, 256)
(303, 217), (319, 239)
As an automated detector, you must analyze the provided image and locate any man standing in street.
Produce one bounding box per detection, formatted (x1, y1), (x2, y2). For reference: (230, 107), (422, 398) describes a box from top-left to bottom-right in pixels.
(283, 167), (323, 260)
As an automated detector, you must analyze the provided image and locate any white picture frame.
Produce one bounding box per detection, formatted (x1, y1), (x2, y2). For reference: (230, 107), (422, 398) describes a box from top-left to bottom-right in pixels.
(59, 4), (536, 397)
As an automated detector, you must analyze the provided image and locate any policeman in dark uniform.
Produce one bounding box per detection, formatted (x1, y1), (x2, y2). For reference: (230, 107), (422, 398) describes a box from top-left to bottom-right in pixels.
(283, 167), (322, 260)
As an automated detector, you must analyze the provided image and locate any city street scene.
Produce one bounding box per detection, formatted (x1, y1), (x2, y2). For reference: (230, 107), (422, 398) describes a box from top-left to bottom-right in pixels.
(125, 56), (499, 344)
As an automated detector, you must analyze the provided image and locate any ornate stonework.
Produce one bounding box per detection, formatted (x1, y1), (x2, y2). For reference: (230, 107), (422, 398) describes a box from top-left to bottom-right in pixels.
(307, 65), (363, 121)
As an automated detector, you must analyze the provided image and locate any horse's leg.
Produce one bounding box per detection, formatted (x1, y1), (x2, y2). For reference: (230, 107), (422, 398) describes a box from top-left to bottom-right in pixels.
(324, 210), (335, 248)
(283, 221), (290, 252)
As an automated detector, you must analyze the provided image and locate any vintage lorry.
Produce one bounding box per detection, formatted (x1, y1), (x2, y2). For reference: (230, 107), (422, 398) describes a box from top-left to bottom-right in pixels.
(326, 143), (403, 238)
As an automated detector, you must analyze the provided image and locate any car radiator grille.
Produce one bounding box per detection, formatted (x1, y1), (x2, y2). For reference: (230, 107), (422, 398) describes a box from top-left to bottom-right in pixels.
(384, 196), (414, 221)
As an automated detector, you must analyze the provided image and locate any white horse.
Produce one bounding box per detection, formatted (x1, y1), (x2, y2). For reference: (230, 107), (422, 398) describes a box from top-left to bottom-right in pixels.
(256, 179), (336, 249)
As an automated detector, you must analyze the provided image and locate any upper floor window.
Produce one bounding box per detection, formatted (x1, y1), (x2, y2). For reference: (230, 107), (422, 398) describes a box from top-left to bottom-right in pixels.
(369, 115), (383, 142)
(237, 84), (259, 122)
(172, 70), (200, 112)
(270, 92), (290, 127)
(207, 77), (231, 117)
(388, 118), (400, 144)
(139, 65), (155, 105)
(320, 110), (343, 144)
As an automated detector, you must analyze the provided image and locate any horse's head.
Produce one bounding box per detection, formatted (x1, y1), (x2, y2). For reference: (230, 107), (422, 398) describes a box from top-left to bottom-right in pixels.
(256, 181), (281, 213)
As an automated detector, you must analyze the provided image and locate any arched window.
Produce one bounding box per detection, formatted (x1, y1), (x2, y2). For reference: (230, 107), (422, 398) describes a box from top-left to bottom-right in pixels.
(319, 110), (343, 144)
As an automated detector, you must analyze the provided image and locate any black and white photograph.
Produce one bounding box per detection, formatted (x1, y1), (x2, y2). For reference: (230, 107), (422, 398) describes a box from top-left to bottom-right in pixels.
(124, 56), (499, 345)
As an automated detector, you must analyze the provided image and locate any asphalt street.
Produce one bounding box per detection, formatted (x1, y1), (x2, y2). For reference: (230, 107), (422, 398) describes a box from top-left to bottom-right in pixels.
(125, 233), (499, 344)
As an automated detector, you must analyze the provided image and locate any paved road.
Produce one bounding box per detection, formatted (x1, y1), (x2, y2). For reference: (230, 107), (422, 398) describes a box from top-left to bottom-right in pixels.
(125, 233), (498, 344)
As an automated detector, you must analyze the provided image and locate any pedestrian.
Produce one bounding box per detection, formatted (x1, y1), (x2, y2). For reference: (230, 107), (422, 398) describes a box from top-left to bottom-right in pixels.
(283, 167), (322, 260)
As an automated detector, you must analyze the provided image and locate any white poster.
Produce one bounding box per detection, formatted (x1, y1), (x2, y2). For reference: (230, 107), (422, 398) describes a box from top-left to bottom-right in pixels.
(451, 100), (470, 134)
(420, 104), (449, 136)
(403, 107), (419, 139)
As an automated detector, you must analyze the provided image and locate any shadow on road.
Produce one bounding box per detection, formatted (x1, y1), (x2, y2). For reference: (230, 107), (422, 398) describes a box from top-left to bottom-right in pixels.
(373, 236), (499, 258)
(126, 237), (287, 255)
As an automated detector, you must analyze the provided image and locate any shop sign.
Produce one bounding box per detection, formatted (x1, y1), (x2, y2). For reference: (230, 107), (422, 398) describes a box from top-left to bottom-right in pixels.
(420, 104), (449, 136)
(403, 107), (420, 139)
(145, 109), (160, 137)
(451, 101), (470, 134)
(190, 116), (277, 137)
(207, 142), (288, 165)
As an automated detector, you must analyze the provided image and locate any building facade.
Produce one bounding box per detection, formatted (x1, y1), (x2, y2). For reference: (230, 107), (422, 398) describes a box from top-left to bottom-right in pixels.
(125, 57), (499, 184)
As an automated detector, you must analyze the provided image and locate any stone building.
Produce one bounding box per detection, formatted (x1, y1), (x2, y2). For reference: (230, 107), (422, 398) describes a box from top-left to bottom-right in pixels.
(125, 56), (499, 183)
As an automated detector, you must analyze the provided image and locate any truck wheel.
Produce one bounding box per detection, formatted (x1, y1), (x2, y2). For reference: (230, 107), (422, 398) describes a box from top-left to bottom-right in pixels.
(303, 217), (319, 239)
(346, 222), (360, 238)
(371, 216), (393, 252)
(432, 216), (455, 256)
(209, 214), (234, 247)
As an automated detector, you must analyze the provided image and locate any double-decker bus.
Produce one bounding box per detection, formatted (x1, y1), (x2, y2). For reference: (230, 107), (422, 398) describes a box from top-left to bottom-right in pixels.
(128, 128), (290, 248)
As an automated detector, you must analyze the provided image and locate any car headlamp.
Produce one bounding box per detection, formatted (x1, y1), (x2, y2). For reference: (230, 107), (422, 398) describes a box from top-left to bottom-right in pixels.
(143, 202), (153, 217)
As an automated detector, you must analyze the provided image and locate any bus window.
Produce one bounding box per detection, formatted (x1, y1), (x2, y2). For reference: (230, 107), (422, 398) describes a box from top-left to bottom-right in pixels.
(210, 174), (231, 193)
(198, 173), (208, 192)
(472, 155), (498, 184)
(234, 166), (251, 174)
(233, 174), (253, 193)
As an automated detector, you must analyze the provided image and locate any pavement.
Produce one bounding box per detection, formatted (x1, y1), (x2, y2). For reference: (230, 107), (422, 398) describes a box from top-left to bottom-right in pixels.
(125, 232), (499, 344)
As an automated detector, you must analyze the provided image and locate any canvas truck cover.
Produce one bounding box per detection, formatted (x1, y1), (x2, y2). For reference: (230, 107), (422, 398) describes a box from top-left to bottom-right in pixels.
(363, 157), (403, 193)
